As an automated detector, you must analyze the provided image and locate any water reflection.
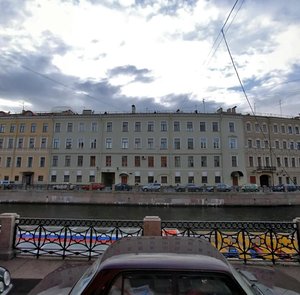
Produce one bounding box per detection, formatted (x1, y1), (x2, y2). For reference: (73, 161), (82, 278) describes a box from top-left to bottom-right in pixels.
(0, 203), (299, 221)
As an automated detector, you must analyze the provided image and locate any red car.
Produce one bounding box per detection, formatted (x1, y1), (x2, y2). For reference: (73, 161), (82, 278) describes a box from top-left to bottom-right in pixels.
(81, 183), (105, 190)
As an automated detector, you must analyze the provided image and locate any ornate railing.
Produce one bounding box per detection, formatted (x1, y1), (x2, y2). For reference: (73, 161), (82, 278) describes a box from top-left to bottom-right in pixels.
(14, 218), (300, 264)
(14, 218), (144, 260)
(162, 221), (300, 264)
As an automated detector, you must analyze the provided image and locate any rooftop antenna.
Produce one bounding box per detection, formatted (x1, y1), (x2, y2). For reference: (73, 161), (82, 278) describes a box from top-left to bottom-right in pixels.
(279, 99), (282, 116)
(202, 99), (206, 113)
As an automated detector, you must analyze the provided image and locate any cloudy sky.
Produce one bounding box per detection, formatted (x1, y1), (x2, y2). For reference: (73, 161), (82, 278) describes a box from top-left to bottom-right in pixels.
(0, 0), (300, 116)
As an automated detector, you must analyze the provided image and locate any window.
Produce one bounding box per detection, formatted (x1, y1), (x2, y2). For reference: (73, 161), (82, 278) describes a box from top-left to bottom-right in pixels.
(89, 175), (95, 182)
(65, 155), (71, 167)
(106, 138), (112, 149)
(295, 126), (299, 134)
(264, 140), (269, 149)
(78, 138), (84, 149)
(174, 156), (181, 168)
(231, 155), (237, 167)
(247, 139), (252, 148)
(147, 121), (154, 132)
(288, 125), (293, 134)
(202, 176), (208, 183)
(148, 156), (154, 167)
(265, 157), (270, 167)
(28, 157), (33, 168)
(52, 156), (58, 167)
(6, 157), (11, 167)
(29, 138), (35, 149)
(77, 175), (82, 183)
(147, 138), (154, 149)
(281, 125), (285, 133)
(79, 122), (85, 132)
(67, 123), (73, 132)
(212, 122), (219, 132)
(229, 138), (237, 149)
(135, 176), (141, 184)
(246, 122), (251, 132)
(134, 156), (140, 167)
(90, 156), (96, 167)
(283, 141), (287, 149)
(257, 157), (262, 167)
(200, 138), (207, 149)
(42, 123), (48, 133)
(10, 124), (16, 133)
(175, 176), (181, 183)
(160, 121), (167, 131)
(51, 175), (57, 182)
(16, 157), (22, 167)
(91, 139), (96, 149)
(188, 156), (194, 167)
(31, 123), (36, 133)
(256, 140), (261, 149)
(77, 155), (83, 167)
(53, 138), (60, 149)
(66, 138), (72, 149)
(91, 122), (97, 132)
(17, 138), (23, 149)
(290, 141), (294, 150)
(291, 157), (296, 168)
(284, 157), (289, 167)
(64, 175), (70, 182)
(174, 138), (180, 149)
(187, 138), (194, 150)
(161, 176), (168, 184)
(122, 122), (129, 132)
(229, 122), (235, 132)
(262, 124), (267, 133)
(106, 156), (111, 167)
(273, 124), (278, 133)
(201, 156), (207, 167)
(255, 123), (260, 132)
(134, 138), (141, 149)
(41, 138), (47, 149)
(188, 176), (194, 184)
(160, 138), (167, 149)
(214, 156), (220, 167)
(121, 138), (129, 149)
(0, 138), (3, 149)
(40, 157), (45, 167)
(249, 156), (254, 167)
(106, 122), (112, 132)
(161, 156), (167, 167)
(0, 124), (5, 133)
(135, 122), (141, 132)
(122, 156), (128, 167)
(8, 138), (14, 149)
(187, 121), (193, 131)
(55, 123), (61, 133)
(213, 137), (220, 149)
(173, 121), (180, 131)
(200, 122), (206, 132)
(275, 140), (280, 149)
(277, 157), (281, 167)
(19, 123), (25, 133)
(215, 176), (221, 183)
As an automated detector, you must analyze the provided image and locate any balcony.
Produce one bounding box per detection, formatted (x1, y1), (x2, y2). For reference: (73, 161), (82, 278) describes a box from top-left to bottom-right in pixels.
(256, 166), (276, 172)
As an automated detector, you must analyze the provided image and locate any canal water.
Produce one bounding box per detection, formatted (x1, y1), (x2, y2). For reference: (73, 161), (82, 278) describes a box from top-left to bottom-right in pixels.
(0, 203), (299, 221)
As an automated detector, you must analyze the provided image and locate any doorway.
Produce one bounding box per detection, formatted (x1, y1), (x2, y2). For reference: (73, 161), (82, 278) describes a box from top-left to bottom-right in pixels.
(260, 175), (270, 187)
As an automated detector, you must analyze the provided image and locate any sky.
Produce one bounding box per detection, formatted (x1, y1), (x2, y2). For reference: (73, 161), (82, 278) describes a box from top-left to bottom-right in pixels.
(0, 0), (300, 116)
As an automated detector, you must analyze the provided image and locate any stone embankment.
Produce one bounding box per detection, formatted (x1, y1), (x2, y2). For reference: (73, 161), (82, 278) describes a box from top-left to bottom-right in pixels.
(0, 190), (299, 206)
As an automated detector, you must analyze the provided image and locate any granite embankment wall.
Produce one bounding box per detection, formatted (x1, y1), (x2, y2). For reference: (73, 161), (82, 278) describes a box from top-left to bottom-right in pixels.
(0, 190), (300, 206)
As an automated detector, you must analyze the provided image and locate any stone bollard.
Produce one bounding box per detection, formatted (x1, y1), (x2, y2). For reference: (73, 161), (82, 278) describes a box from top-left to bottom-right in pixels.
(143, 216), (161, 236)
(0, 213), (19, 260)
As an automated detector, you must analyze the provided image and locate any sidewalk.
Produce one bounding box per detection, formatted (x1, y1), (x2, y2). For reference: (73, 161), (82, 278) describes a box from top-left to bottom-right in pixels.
(1, 257), (300, 293)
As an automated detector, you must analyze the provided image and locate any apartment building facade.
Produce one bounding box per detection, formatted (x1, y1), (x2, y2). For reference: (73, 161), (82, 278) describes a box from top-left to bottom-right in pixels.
(1, 107), (299, 188)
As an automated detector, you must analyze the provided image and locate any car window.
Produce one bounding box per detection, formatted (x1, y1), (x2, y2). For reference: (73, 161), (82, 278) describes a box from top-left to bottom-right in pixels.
(106, 272), (247, 295)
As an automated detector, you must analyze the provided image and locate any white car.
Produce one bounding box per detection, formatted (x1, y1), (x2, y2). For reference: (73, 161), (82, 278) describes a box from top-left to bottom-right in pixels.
(142, 183), (161, 192)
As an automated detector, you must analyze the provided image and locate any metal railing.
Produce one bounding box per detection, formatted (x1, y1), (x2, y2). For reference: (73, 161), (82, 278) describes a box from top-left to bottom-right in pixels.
(14, 218), (300, 264)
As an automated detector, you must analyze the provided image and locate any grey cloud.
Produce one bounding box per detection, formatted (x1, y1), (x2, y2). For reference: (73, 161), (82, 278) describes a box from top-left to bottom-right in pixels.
(0, 0), (29, 25)
(108, 65), (154, 83)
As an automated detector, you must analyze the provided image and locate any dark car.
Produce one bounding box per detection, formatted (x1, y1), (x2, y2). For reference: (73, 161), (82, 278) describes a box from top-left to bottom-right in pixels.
(175, 183), (202, 192)
(0, 266), (13, 294)
(215, 183), (232, 192)
(81, 183), (106, 190)
(114, 183), (132, 191)
(29, 236), (300, 295)
(272, 184), (297, 192)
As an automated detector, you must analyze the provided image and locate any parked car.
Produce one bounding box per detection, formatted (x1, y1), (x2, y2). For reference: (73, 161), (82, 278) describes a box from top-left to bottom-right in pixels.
(241, 183), (260, 192)
(272, 184), (297, 192)
(175, 183), (202, 192)
(81, 183), (105, 190)
(0, 266), (13, 294)
(215, 183), (232, 192)
(114, 183), (132, 191)
(0, 180), (13, 189)
(52, 183), (75, 190)
(142, 183), (161, 192)
(29, 236), (300, 295)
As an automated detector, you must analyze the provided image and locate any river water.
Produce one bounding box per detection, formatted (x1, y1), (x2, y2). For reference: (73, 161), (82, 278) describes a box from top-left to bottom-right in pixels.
(0, 203), (299, 221)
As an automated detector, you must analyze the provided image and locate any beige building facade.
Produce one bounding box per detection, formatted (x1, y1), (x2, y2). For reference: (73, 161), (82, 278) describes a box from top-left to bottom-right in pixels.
(1, 107), (299, 188)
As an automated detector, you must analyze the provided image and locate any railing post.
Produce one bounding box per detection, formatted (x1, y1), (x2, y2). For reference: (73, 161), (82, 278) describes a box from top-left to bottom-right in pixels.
(0, 213), (19, 260)
(293, 217), (300, 255)
(143, 216), (161, 236)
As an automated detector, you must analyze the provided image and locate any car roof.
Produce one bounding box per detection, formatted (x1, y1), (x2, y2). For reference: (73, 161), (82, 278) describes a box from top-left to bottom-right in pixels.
(98, 237), (232, 273)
